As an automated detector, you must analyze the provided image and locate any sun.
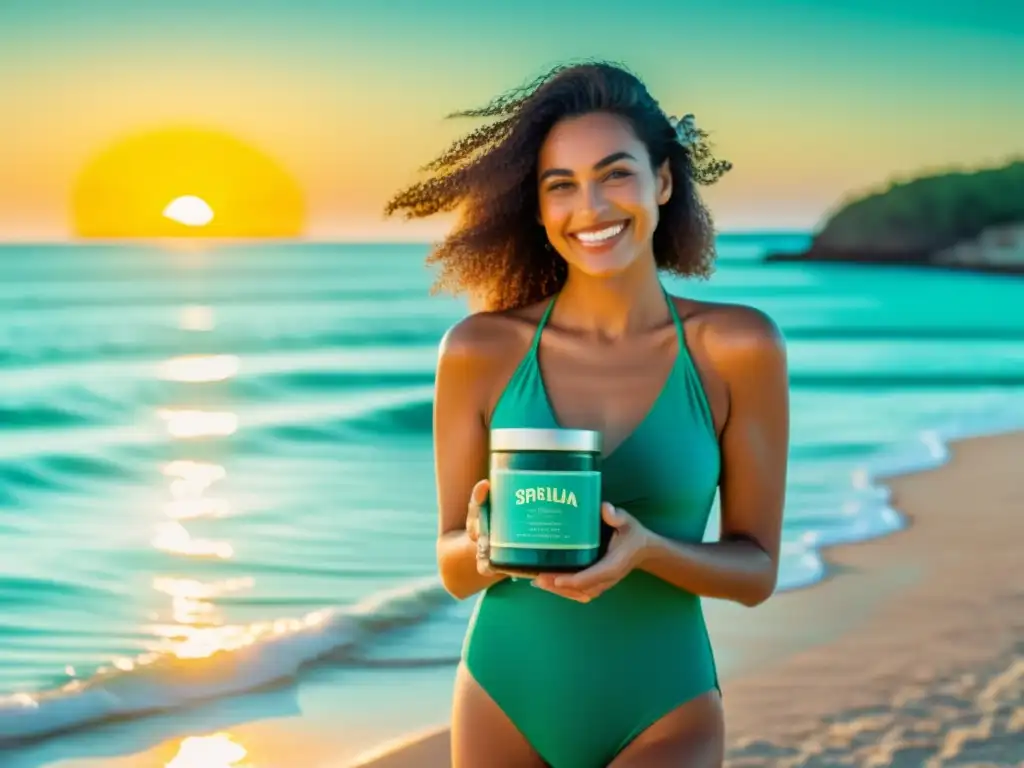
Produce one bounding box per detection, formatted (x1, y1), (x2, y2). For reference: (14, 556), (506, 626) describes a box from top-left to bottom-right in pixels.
(71, 126), (305, 239)
(164, 195), (215, 227)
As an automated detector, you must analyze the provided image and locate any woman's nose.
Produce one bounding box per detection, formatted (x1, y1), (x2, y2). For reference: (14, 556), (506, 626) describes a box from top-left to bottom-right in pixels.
(576, 180), (607, 216)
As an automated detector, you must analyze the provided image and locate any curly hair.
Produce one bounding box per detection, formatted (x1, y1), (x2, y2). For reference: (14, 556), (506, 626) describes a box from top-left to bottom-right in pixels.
(383, 59), (733, 312)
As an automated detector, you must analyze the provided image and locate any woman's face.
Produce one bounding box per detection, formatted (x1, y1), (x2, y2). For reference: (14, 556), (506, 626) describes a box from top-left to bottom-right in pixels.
(536, 111), (672, 279)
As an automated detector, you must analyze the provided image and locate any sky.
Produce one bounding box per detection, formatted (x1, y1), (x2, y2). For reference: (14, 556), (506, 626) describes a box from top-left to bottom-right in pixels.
(0, 0), (1021, 241)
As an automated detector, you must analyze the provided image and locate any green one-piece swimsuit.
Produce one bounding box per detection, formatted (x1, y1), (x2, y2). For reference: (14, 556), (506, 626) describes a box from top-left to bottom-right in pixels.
(463, 288), (722, 768)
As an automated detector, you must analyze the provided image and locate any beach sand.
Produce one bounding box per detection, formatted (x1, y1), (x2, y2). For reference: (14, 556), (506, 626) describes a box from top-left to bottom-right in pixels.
(8, 430), (1022, 767)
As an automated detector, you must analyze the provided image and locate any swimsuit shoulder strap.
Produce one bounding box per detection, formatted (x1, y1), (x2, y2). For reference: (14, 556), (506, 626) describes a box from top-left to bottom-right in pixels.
(663, 286), (716, 437)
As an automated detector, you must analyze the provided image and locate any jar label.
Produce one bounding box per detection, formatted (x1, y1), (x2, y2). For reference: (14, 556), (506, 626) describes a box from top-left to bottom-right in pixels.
(489, 469), (601, 550)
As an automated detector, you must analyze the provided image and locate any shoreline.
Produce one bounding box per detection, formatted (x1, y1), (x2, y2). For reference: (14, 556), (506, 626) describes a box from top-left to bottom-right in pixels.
(346, 428), (1024, 767)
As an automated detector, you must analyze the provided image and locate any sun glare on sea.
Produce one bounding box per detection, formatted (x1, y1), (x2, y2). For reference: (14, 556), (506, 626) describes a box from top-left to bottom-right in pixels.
(71, 126), (305, 239)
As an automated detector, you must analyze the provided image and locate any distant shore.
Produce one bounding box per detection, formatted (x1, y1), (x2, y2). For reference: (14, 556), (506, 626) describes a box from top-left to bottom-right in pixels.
(351, 429), (1024, 768)
(764, 160), (1024, 277)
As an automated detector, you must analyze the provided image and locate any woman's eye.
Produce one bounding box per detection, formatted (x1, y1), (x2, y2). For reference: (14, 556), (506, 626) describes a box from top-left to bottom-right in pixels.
(546, 170), (630, 192)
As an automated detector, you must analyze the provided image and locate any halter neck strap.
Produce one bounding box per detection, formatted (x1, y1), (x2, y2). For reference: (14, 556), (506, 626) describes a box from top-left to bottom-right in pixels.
(529, 295), (558, 354)
(662, 285), (685, 340)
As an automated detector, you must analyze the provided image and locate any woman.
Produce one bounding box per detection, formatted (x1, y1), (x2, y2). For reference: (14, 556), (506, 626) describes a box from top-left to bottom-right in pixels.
(385, 61), (789, 768)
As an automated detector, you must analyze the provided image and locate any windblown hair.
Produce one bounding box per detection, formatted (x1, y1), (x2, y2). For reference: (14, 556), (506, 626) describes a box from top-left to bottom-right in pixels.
(384, 60), (733, 312)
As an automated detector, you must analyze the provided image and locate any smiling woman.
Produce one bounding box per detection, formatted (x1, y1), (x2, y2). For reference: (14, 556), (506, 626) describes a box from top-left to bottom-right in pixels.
(71, 127), (305, 239)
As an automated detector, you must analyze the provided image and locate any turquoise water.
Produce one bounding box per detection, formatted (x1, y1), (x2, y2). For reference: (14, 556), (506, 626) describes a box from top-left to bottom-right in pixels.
(1, 235), (1024, 742)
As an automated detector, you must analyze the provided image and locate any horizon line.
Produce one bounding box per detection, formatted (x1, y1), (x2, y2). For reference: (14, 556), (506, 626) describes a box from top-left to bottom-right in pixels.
(0, 229), (816, 248)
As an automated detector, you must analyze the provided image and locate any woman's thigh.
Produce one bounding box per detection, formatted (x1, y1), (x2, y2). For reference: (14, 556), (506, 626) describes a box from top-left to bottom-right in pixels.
(608, 689), (725, 768)
(450, 662), (549, 768)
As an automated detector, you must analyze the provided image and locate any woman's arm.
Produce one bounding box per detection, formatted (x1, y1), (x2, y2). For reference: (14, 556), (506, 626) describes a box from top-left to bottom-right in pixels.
(636, 305), (789, 606)
(433, 316), (510, 600)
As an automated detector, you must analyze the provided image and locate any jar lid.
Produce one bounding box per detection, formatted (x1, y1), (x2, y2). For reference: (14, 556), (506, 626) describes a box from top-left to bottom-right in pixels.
(490, 427), (602, 453)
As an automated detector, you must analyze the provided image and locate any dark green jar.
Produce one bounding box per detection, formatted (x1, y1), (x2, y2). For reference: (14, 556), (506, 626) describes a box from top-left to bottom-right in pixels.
(488, 427), (603, 573)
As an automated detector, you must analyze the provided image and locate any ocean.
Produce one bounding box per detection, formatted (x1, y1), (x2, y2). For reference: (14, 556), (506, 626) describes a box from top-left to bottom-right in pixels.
(2, 235), (1023, 744)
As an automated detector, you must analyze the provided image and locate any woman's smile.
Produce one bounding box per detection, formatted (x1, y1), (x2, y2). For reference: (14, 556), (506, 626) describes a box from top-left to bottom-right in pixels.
(569, 219), (631, 253)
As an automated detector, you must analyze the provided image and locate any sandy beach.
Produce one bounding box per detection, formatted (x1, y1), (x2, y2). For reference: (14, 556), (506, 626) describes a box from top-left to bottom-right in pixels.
(7, 429), (1022, 768)
(353, 429), (1024, 768)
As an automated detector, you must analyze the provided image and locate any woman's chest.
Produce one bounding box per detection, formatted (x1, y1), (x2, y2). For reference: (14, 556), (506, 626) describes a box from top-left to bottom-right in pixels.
(597, 408), (721, 541)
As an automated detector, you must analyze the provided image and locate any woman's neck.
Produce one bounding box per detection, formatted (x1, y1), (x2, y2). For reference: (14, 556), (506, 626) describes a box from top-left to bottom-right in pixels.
(555, 256), (670, 340)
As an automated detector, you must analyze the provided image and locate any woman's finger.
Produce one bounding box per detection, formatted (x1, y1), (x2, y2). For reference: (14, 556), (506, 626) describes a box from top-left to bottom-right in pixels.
(475, 534), (492, 575)
(468, 479), (489, 510)
(466, 479), (489, 542)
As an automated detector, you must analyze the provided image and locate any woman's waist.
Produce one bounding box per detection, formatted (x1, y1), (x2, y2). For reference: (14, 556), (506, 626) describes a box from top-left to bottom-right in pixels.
(464, 577), (716, 677)
(469, 573), (709, 638)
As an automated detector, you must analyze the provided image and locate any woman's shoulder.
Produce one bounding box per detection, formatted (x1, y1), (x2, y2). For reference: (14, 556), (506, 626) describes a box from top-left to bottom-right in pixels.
(437, 298), (550, 374)
(669, 294), (787, 375)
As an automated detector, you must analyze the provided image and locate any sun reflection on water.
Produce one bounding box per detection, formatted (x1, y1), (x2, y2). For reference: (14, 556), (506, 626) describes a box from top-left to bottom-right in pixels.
(180, 305), (215, 332)
(152, 521), (235, 559)
(142, 337), (330, 666)
(164, 459), (231, 518)
(166, 732), (250, 768)
(153, 576), (255, 626)
(150, 455), (243, 654)
(153, 459), (235, 557)
(159, 354), (240, 383)
(145, 610), (329, 660)
(158, 409), (239, 439)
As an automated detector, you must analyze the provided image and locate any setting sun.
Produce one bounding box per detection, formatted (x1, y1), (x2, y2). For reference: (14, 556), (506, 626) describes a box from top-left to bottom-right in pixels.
(71, 126), (305, 239)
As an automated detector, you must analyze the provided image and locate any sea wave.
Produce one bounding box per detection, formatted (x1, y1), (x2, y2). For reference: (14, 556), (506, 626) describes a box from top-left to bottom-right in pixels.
(237, 395), (435, 454)
(232, 369), (435, 401)
(0, 452), (142, 498)
(0, 578), (453, 744)
(0, 324), (446, 369)
(782, 326), (1024, 341)
(0, 285), (432, 311)
(789, 372), (1024, 388)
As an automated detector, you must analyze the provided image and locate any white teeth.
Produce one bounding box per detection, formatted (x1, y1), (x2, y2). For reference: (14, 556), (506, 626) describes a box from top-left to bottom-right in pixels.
(574, 222), (625, 244)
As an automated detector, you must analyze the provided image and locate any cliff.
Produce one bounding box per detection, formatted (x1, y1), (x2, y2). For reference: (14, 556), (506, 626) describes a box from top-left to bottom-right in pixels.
(765, 160), (1024, 274)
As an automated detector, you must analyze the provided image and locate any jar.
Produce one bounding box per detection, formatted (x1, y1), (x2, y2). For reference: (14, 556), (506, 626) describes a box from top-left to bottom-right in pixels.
(487, 427), (603, 573)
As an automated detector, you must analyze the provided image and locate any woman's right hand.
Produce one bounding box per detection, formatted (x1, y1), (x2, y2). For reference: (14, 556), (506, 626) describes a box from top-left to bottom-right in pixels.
(466, 479), (593, 601)
(465, 479), (492, 575)
(467, 479), (537, 580)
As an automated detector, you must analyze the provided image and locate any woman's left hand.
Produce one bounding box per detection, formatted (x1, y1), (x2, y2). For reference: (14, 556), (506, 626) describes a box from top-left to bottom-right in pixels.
(532, 502), (652, 602)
